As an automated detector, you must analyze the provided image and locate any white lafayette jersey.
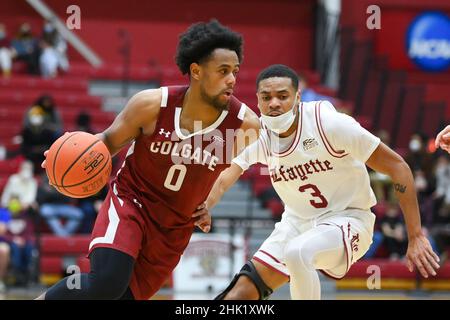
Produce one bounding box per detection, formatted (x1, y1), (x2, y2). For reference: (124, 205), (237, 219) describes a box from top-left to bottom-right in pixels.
(233, 100), (381, 220)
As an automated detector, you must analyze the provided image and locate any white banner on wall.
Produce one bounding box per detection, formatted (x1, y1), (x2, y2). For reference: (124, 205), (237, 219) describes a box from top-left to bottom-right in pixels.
(173, 232), (247, 294)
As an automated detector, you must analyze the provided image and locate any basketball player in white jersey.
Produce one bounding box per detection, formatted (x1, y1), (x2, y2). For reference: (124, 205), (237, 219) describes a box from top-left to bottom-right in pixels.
(436, 125), (450, 154)
(198, 64), (440, 300)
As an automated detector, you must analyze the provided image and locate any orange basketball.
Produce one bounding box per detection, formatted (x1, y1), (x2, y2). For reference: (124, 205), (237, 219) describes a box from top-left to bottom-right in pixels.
(45, 131), (112, 198)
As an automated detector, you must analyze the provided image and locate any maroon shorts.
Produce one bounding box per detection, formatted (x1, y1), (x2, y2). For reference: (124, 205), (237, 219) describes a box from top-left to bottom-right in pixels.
(88, 187), (194, 300)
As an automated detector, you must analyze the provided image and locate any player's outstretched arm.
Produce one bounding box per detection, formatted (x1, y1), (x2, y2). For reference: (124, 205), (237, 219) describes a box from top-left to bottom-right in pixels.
(366, 142), (440, 278)
(207, 163), (244, 210)
(193, 106), (260, 232)
(96, 89), (162, 156)
(435, 125), (450, 153)
(232, 106), (260, 158)
(193, 164), (243, 233)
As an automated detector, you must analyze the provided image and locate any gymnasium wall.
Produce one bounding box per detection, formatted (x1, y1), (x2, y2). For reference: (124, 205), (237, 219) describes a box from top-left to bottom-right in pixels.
(0, 0), (315, 71)
(341, 0), (450, 71)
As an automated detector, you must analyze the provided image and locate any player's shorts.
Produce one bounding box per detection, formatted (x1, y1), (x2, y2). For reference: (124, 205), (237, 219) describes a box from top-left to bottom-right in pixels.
(253, 209), (376, 280)
(88, 184), (194, 300)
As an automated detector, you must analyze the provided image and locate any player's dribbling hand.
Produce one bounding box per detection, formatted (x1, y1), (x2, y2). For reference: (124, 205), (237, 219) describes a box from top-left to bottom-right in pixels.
(405, 233), (440, 278)
(41, 150), (54, 187)
(192, 202), (211, 233)
(41, 150), (49, 169)
(435, 125), (450, 153)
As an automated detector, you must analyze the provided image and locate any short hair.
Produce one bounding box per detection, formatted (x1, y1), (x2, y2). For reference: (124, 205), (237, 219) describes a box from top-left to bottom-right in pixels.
(256, 64), (299, 91)
(176, 20), (243, 75)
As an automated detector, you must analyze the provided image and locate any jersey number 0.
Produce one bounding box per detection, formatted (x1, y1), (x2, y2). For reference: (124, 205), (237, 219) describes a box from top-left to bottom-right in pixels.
(164, 164), (187, 191)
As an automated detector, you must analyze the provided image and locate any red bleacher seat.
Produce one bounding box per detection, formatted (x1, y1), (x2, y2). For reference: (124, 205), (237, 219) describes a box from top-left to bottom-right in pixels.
(252, 179), (272, 197)
(40, 256), (63, 274)
(0, 158), (22, 175)
(266, 198), (284, 218)
(40, 235), (91, 255)
(347, 259), (416, 279)
(0, 76), (88, 92)
(0, 176), (9, 194)
(0, 92), (102, 110)
(68, 62), (161, 82)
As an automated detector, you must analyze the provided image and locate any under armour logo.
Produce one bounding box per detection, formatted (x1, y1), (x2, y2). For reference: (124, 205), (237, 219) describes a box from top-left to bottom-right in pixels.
(133, 198), (142, 208)
(159, 128), (171, 138)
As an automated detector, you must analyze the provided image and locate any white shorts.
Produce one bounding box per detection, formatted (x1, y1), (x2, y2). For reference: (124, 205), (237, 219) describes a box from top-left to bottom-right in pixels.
(253, 209), (376, 280)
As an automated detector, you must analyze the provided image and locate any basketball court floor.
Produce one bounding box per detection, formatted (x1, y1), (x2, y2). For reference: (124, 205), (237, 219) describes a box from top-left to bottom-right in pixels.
(3, 283), (449, 300)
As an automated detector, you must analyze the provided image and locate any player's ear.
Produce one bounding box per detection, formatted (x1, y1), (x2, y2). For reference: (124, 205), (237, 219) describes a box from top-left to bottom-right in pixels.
(296, 90), (301, 103)
(190, 63), (201, 81)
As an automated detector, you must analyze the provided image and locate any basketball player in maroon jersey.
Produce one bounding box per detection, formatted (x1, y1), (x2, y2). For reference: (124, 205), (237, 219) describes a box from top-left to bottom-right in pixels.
(37, 20), (259, 300)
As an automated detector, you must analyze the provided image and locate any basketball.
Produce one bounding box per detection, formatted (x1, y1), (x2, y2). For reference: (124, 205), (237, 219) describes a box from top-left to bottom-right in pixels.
(45, 131), (112, 198)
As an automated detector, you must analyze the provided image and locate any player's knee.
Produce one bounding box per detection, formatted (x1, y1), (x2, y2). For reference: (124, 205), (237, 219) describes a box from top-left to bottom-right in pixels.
(88, 269), (130, 299)
(224, 276), (259, 300)
(284, 239), (314, 269)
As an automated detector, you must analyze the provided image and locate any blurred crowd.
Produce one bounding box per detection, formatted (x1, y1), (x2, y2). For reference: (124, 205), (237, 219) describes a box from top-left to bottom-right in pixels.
(0, 20), (69, 79)
(0, 94), (107, 292)
(363, 131), (450, 262)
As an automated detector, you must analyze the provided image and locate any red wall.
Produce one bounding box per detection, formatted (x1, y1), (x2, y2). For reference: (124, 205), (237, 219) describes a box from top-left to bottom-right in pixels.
(341, 0), (450, 71)
(0, 0), (315, 71)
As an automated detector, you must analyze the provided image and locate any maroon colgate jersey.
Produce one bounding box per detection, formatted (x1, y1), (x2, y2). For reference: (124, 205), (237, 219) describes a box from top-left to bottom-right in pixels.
(113, 86), (246, 228)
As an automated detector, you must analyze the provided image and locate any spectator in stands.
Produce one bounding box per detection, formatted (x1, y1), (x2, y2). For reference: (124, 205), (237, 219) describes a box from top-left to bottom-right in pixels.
(405, 133), (434, 180)
(21, 106), (57, 174)
(71, 111), (107, 233)
(11, 23), (40, 75)
(77, 186), (107, 234)
(434, 153), (450, 206)
(298, 72), (335, 103)
(0, 160), (38, 285)
(24, 94), (63, 137)
(430, 153), (450, 261)
(75, 111), (93, 134)
(39, 20), (69, 78)
(37, 174), (83, 237)
(380, 203), (407, 259)
(0, 24), (15, 78)
(404, 133), (436, 229)
(0, 207), (10, 293)
(5, 204), (36, 286)
(1, 160), (38, 214)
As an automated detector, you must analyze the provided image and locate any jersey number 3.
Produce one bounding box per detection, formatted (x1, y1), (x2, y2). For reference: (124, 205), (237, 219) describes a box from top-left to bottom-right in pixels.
(299, 184), (328, 208)
(164, 164), (187, 191)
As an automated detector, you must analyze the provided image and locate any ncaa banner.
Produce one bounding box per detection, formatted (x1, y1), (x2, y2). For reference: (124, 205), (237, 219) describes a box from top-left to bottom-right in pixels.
(406, 11), (450, 72)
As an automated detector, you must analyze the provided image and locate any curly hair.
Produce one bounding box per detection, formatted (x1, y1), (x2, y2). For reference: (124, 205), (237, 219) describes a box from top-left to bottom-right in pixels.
(176, 20), (243, 75)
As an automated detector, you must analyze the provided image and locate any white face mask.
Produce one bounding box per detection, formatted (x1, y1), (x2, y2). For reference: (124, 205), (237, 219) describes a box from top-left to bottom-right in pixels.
(30, 114), (44, 126)
(409, 139), (422, 152)
(260, 96), (298, 134)
(19, 168), (33, 179)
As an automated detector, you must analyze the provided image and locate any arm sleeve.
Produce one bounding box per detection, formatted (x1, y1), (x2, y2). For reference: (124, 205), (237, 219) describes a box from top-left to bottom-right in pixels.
(319, 101), (381, 162)
(232, 139), (267, 171)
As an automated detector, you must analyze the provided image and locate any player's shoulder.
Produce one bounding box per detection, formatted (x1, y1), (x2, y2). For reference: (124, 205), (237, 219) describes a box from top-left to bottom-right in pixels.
(305, 100), (352, 132)
(124, 88), (162, 117)
(302, 100), (337, 112)
(129, 88), (162, 107)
